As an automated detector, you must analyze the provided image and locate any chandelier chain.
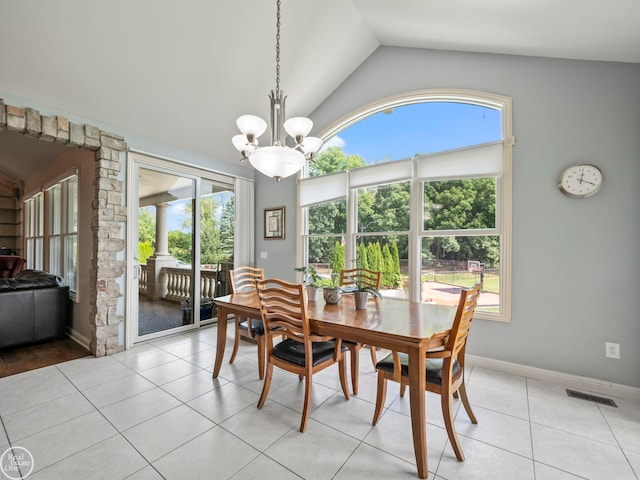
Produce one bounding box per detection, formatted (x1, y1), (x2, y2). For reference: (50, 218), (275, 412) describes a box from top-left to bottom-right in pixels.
(275, 0), (281, 95)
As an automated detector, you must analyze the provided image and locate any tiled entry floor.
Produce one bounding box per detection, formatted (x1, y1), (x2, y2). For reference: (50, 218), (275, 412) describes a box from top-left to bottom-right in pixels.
(0, 324), (638, 480)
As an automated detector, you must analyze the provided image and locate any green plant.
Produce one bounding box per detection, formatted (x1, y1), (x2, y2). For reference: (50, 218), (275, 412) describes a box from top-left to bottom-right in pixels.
(323, 272), (340, 289)
(294, 266), (323, 288)
(346, 275), (382, 299)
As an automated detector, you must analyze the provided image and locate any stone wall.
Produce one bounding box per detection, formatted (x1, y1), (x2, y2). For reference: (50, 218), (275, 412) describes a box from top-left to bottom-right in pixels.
(0, 98), (127, 356)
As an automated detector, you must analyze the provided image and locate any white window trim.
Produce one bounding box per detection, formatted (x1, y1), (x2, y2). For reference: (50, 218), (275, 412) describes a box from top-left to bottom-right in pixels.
(298, 88), (513, 322)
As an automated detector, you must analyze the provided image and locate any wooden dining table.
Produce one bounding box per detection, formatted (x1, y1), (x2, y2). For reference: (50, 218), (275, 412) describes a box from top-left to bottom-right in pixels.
(213, 292), (456, 479)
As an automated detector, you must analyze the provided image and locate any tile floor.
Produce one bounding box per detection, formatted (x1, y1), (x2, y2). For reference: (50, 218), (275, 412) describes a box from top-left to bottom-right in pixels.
(0, 324), (638, 480)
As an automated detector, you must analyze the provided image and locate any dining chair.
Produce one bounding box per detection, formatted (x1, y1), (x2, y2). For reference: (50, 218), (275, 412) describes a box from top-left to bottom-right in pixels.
(371, 283), (482, 461)
(256, 278), (350, 432)
(228, 266), (266, 379)
(339, 267), (382, 395)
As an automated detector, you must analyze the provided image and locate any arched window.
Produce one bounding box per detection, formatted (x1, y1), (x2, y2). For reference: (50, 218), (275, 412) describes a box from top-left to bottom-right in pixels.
(298, 89), (513, 321)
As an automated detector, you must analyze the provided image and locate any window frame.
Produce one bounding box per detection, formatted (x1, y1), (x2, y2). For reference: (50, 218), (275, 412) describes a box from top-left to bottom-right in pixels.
(24, 173), (79, 295)
(298, 89), (513, 322)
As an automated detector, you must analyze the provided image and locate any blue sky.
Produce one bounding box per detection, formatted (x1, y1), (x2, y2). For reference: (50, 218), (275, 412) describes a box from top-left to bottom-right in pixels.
(324, 102), (502, 164)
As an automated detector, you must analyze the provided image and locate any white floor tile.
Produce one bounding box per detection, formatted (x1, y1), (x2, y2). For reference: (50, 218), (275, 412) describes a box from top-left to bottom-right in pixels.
(99, 388), (182, 431)
(454, 404), (533, 458)
(534, 462), (587, 479)
(125, 465), (166, 480)
(531, 422), (637, 480)
(221, 401), (300, 451)
(436, 434), (535, 480)
(81, 372), (157, 409)
(160, 368), (226, 402)
(3, 391), (95, 441)
(310, 392), (375, 440)
(63, 359), (134, 390)
(335, 442), (428, 479)
(113, 348), (180, 372)
(529, 393), (617, 445)
(264, 419), (360, 480)
(138, 358), (201, 385)
(18, 411), (117, 473)
(122, 404), (215, 462)
(187, 382), (260, 424)
(0, 367), (76, 415)
(230, 453), (304, 480)
(364, 408), (448, 467)
(152, 426), (259, 480)
(27, 434), (147, 480)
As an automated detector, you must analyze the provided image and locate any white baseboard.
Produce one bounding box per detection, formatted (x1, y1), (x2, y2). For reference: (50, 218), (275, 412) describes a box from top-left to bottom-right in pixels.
(66, 328), (91, 351)
(466, 354), (640, 402)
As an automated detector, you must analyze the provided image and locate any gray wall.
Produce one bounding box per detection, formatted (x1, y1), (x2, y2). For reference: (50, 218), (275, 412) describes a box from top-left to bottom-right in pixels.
(255, 46), (640, 388)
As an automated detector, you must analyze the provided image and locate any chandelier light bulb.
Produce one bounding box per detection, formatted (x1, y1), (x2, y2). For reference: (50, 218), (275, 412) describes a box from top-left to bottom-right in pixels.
(284, 117), (313, 142)
(300, 136), (322, 157)
(236, 115), (267, 141)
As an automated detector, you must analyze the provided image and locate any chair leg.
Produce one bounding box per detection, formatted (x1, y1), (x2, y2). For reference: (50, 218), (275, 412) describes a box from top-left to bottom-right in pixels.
(300, 373), (312, 432)
(457, 382), (478, 424)
(349, 344), (360, 395)
(257, 362), (273, 409)
(229, 318), (242, 364)
(338, 357), (350, 400)
(441, 389), (465, 461)
(256, 335), (265, 380)
(399, 382), (407, 397)
(372, 371), (387, 425)
(369, 345), (378, 367)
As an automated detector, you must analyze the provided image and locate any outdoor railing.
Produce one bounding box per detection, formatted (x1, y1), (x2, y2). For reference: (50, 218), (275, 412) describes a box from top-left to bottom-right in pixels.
(139, 265), (220, 303)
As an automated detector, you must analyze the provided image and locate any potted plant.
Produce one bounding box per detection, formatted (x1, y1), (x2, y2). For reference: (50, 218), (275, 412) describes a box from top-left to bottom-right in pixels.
(294, 265), (322, 301)
(322, 273), (342, 304)
(347, 275), (382, 309)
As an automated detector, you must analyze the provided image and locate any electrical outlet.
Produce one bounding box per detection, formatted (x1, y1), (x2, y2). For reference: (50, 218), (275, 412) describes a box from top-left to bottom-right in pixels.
(605, 342), (620, 359)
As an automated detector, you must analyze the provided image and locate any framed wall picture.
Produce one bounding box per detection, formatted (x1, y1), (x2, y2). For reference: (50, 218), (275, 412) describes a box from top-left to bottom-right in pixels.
(264, 206), (285, 240)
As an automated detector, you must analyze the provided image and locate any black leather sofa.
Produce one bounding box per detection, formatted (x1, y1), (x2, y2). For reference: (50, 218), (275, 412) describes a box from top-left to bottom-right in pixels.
(0, 270), (70, 349)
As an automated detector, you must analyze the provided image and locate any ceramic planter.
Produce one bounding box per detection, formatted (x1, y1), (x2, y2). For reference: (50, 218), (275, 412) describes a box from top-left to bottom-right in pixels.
(354, 291), (369, 309)
(306, 285), (319, 302)
(323, 287), (342, 304)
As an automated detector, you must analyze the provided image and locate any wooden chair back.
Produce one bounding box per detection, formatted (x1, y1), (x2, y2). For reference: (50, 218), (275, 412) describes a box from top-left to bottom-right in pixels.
(339, 268), (382, 290)
(256, 278), (310, 343)
(228, 266), (264, 293)
(445, 282), (482, 364)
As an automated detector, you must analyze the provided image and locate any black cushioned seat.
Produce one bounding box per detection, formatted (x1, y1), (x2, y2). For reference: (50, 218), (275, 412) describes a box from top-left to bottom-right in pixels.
(376, 352), (461, 386)
(273, 339), (348, 367)
(239, 319), (265, 336)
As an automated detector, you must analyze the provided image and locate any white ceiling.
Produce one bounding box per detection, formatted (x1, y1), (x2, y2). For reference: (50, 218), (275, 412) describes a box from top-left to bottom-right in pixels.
(1, 0), (638, 179)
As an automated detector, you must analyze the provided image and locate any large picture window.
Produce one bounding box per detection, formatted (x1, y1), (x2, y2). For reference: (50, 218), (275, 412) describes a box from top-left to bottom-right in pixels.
(299, 90), (512, 321)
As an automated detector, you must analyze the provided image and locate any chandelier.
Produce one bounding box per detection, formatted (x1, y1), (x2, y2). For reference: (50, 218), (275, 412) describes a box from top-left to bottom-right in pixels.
(232, 0), (322, 181)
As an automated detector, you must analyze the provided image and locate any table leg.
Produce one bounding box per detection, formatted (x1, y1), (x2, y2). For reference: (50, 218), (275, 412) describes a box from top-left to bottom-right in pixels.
(213, 306), (228, 378)
(408, 344), (428, 479)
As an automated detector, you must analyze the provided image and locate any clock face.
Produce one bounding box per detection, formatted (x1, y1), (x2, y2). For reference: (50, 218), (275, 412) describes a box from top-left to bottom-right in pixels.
(558, 164), (603, 198)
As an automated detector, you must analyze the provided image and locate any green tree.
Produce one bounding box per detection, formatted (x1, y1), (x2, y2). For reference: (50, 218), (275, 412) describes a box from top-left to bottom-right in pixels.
(382, 243), (394, 287)
(219, 195), (235, 259)
(390, 241), (401, 287)
(138, 241), (154, 265)
(356, 242), (368, 269)
(138, 207), (156, 247)
(332, 241), (345, 274)
(309, 146), (366, 176)
(168, 230), (192, 263)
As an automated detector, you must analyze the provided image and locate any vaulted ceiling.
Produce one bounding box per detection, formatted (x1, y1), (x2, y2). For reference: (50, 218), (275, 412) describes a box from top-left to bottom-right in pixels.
(1, 0), (638, 179)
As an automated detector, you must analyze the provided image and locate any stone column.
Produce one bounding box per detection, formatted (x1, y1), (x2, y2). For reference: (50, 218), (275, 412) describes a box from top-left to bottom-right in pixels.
(146, 202), (175, 300)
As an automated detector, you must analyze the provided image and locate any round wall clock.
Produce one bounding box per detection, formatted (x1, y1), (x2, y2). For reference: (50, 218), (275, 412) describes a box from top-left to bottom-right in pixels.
(558, 164), (604, 198)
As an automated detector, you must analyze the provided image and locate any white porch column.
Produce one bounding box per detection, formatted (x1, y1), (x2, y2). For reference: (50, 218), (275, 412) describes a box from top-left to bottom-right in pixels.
(155, 202), (170, 256)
